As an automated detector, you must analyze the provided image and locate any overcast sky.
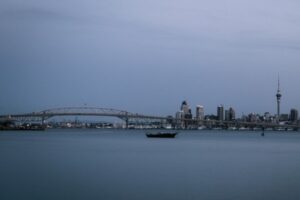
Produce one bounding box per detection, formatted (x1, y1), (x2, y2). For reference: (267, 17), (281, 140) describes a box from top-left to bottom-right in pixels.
(1, 0), (300, 117)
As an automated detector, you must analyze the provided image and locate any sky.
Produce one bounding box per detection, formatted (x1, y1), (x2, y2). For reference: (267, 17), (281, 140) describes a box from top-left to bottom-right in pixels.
(1, 0), (300, 117)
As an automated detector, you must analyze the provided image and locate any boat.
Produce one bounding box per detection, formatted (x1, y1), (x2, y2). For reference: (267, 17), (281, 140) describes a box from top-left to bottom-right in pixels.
(238, 127), (250, 131)
(146, 131), (178, 138)
(198, 126), (206, 130)
(228, 127), (237, 131)
(164, 125), (172, 129)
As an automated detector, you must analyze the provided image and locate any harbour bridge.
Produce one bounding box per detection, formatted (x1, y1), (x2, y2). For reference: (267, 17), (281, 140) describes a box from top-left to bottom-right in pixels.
(0, 107), (167, 127)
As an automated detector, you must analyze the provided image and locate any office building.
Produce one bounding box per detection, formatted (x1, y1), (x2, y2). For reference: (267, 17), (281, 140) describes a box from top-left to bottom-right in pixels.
(229, 107), (235, 121)
(196, 105), (204, 120)
(225, 110), (230, 121)
(290, 109), (298, 122)
(181, 100), (192, 119)
(181, 101), (189, 115)
(217, 105), (224, 121)
(280, 114), (289, 122)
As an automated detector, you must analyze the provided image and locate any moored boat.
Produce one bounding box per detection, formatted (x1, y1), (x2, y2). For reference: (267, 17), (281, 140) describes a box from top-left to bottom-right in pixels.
(146, 132), (178, 138)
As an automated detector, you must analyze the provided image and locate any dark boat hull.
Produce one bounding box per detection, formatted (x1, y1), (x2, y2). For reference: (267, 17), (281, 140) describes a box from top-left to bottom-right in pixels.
(146, 132), (177, 138)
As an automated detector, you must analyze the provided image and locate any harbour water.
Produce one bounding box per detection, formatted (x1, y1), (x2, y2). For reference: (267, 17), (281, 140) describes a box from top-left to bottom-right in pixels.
(1, 129), (300, 200)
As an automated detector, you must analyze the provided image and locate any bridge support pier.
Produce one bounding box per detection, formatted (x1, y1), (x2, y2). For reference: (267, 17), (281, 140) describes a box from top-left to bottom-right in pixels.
(125, 118), (129, 129)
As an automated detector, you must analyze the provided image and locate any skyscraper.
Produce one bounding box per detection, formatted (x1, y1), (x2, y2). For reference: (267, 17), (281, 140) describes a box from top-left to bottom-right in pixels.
(225, 107), (235, 121)
(217, 105), (224, 121)
(175, 111), (184, 128)
(225, 110), (230, 121)
(181, 101), (190, 116)
(196, 105), (204, 120)
(229, 107), (236, 121)
(180, 100), (192, 128)
(290, 109), (298, 122)
(276, 77), (282, 120)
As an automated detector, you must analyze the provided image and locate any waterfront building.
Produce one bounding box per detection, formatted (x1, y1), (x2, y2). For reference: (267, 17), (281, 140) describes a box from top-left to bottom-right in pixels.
(177, 101), (193, 128)
(248, 113), (258, 122)
(290, 109), (298, 122)
(176, 111), (184, 119)
(180, 100), (192, 119)
(196, 105), (204, 120)
(175, 111), (184, 128)
(229, 107), (235, 121)
(217, 105), (224, 121)
(181, 101), (193, 128)
(264, 112), (271, 122)
(241, 114), (248, 122)
(225, 110), (230, 121)
(280, 114), (289, 122)
(181, 101), (190, 116)
(166, 115), (174, 124)
(225, 107), (235, 121)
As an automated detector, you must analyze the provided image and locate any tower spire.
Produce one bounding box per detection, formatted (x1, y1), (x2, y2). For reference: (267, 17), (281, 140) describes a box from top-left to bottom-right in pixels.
(278, 75), (280, 92)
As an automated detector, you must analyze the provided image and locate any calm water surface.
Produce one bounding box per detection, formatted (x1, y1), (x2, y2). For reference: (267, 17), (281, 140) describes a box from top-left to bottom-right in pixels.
(1, 129), (300, 200)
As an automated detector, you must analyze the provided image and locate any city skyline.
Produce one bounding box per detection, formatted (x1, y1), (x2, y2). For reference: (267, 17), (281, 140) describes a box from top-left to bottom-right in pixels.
(175, 78), (300, 122)
(0, 76), (299, 119)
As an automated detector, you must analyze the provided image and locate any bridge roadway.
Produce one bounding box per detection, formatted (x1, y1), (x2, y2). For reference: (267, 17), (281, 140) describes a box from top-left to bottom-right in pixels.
(0, 107), (299, 130)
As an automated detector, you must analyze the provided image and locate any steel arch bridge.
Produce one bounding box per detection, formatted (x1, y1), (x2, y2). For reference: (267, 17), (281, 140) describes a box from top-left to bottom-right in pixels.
(0, 107), (166, 125)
